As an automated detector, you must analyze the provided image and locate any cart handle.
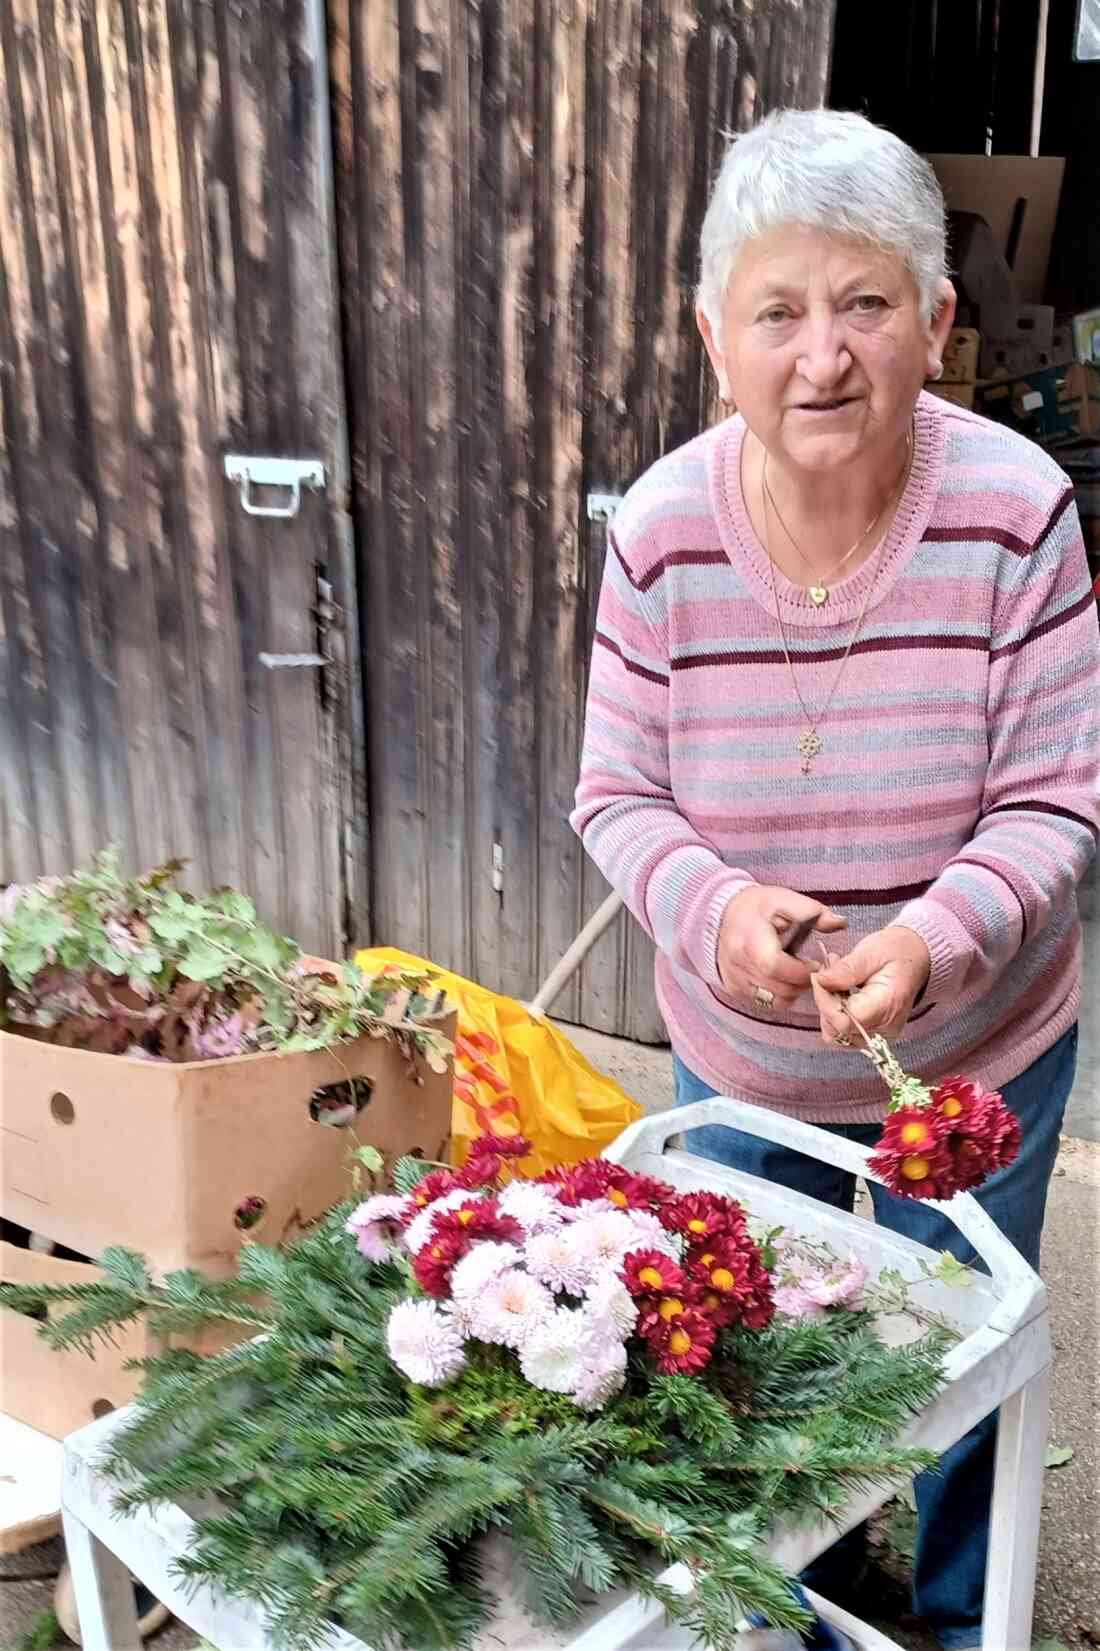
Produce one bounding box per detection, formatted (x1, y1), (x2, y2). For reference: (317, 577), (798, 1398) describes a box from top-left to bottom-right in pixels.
(604, 1095), (1043, 1319)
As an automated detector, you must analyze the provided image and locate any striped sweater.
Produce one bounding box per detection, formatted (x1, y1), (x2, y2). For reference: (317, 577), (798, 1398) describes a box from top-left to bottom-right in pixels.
(572, 393), (1100, 1122)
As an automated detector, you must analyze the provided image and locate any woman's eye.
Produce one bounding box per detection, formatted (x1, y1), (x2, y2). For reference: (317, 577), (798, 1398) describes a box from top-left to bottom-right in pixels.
(852, 294), (887, 313)
(761, 308), (792, 325)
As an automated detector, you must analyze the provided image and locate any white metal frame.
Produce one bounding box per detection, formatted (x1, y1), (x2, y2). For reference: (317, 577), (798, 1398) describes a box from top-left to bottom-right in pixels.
(59, 1098), (1050, 1651)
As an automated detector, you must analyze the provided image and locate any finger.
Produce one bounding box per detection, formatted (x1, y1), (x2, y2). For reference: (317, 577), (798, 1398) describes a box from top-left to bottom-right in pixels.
(768, 895), (846, 936)
(749, 930), (820, 992)
(811, 973), (852, 1043)
(843, 981), (905, 1034)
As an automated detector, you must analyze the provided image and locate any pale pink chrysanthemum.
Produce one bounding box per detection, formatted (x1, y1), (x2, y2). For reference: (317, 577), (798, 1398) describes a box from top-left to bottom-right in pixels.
(584, 1275), (638, 1340)
(558, 1196), (614, 1223)
(773, 1283), (828, 1322)
(495, 1181), (565, 1235)
(622, 1208), (681, 1259)
(404, 1188), (486, 1255)
(449, 1240), (523, 1301)
(471, 1268), (555, 1349)
(385, 1299), (467, 1387)
(524, 1227), (591, 1296)
(572, 1339), (628, 1411)
(799, 1252), (866, 1309)
(566, 1209), (643, 1278)
(345, 1194), (411, 1263)
(519, 1308), (587, 1394)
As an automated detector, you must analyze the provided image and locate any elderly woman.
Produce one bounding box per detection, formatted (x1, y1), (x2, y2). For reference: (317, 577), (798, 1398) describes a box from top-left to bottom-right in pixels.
(573, 108), (1099, 1651)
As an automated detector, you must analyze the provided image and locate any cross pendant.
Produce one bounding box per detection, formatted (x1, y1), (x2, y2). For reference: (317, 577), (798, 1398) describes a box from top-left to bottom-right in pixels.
(797, 728), (823, 774)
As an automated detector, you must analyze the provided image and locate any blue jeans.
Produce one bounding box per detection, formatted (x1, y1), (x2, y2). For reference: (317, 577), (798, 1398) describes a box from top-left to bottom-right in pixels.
(673, 1028), (1076, 1651)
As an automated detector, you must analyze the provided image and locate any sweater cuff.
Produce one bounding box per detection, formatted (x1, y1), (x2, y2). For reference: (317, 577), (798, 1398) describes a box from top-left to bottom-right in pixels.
(891, 898), (976, 999)
(675, 866), (756, 990)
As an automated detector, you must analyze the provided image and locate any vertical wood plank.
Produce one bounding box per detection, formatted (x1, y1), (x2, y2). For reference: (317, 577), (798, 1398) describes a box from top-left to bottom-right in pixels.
(532, 0), (589, 1015)
(491, 0), (540, 996)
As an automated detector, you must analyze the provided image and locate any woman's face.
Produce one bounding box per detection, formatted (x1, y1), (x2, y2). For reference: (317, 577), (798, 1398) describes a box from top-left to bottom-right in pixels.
(698, 226), (956, 472)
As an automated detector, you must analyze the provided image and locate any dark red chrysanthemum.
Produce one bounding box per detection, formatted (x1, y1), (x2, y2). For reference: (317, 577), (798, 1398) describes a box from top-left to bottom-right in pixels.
(620, 1249), (686, 1301)
(406, 1168), (461, 1212)
(684, 1237), (775, 1331)
(537, 1157), (674, 1212)
(661, 1189), (750, 1244)
(429, 1198), (524, 1250)
(456, 1155), (504, 1190)
(646, 1306), (716, 1374)
(869, 1079), (1021, 1202)
(467, 1131), (532, 1161)
(868, 1104), (959, 1200)
(412, 1230), (467, 1297)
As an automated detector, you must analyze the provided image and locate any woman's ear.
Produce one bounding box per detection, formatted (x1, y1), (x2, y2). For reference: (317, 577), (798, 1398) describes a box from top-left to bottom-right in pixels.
(926, 278), (958, 381)
(696, 305), (734, 405)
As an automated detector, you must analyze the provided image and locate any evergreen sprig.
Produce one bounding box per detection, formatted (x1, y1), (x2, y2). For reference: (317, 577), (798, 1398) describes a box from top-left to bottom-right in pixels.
(0, 1206), (947, 1651)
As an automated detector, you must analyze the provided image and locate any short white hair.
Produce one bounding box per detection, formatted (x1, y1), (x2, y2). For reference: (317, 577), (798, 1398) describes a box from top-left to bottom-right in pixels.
(698, 108), (948, 335)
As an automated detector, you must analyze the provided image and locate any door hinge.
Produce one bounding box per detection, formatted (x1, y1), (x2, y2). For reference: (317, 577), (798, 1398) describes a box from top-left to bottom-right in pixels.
(491, 842), (504, 894)
(586, 492), (623, 522)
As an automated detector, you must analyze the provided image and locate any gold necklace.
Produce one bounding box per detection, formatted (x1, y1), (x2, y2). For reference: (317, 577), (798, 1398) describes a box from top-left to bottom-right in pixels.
(762, 432), (912, 606)
(762, 438), (913, 776)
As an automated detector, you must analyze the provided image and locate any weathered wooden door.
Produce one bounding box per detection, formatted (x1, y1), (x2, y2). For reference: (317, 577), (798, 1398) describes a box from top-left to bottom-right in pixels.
(331, 0), (834, 1037)
(0, 0), (364, 953)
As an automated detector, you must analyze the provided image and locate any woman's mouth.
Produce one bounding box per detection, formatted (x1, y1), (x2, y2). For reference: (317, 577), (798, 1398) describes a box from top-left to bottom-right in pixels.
(796, 396), (860, 413)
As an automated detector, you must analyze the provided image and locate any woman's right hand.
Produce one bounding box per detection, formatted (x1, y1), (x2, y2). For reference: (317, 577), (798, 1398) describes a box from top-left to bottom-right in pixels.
(716, 885), (846, 1009)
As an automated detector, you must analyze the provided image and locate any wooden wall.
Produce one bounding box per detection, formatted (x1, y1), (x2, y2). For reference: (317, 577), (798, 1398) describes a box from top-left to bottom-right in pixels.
(0, 0), (362, 954)
(330, 0), (835, 1038)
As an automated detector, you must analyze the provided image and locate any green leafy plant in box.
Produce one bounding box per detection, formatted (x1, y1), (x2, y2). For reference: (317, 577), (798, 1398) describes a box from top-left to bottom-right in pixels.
(0, 852), (450, 1069)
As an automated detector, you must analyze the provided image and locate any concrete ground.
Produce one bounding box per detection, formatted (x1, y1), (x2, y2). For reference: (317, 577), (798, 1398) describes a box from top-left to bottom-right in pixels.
(4, 945), (1099, 1651)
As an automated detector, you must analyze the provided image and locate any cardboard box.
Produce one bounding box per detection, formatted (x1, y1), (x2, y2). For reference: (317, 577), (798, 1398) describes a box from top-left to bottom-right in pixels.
(940, 328), (981, 384)
(927, 155), (1066, 303)
(0, 1239), (242, 1439)
(0, 1014), (455, 1278)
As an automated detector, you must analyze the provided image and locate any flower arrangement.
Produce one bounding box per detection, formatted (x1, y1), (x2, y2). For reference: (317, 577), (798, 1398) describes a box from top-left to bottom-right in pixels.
(350, 1133), (775, 1405)
(0, 853), (450, 1070)
(855, 1030), (1021, 1202)
(0, 1135), (953, 1651)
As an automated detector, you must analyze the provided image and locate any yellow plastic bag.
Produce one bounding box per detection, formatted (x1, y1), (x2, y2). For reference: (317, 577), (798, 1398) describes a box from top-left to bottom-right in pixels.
(354, 947), (642, 1176)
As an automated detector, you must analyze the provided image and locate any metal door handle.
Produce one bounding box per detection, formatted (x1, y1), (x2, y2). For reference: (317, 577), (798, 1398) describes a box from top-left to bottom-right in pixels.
(224, 456), (325, 519)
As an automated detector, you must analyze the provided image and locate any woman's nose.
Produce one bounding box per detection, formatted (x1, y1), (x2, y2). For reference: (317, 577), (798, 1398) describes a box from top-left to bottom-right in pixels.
(796, 318), (852, 389)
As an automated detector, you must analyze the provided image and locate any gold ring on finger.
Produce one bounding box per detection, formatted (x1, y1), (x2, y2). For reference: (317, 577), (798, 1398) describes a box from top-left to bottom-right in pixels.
(752, 986), (775, 1011)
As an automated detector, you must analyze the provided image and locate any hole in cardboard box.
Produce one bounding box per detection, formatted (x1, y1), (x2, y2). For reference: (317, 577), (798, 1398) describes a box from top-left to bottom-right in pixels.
(91, 1399), (115, 1419)
(50, 1092), (76, 1125)
(309, 1076), (374, 1127)
(234, 1196), (267, 1233)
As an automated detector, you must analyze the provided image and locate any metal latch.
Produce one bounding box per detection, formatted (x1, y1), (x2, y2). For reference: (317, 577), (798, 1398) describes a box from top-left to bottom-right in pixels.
(586, 492), (623, 522)
(224, 455), (325, 519)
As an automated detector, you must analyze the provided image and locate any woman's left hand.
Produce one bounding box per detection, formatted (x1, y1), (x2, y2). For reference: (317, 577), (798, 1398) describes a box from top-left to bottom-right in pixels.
(811, 926), (932, 1044)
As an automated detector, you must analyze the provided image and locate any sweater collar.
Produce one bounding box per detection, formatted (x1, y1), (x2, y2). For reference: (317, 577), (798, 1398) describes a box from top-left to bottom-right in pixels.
(705, 393), (947, 629)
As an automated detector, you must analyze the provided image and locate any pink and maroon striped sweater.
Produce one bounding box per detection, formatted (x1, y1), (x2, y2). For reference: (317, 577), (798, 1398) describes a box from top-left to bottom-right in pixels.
(572, 393), (1100, 1122)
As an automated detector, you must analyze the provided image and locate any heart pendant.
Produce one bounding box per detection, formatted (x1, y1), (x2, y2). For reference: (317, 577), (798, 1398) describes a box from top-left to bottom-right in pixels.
(809, 585), (828, 607)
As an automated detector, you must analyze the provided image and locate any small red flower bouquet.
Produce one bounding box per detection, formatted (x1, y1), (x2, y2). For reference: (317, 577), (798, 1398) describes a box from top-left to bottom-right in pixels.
(857, 1032), (1021, 1201)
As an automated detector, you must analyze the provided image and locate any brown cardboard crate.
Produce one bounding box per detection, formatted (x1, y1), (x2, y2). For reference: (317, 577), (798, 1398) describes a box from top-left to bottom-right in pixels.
(0, 1012), (454, 1278)
(0, 1239), (247, 1440)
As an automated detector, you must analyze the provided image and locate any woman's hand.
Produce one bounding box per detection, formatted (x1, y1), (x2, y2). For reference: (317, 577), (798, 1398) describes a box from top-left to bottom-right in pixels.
(717, 886), (846, 1009)
(812, 926), (932, 1044)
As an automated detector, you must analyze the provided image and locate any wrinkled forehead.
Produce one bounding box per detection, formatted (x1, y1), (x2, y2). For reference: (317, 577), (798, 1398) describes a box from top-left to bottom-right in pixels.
(725, 226), (920, 309)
